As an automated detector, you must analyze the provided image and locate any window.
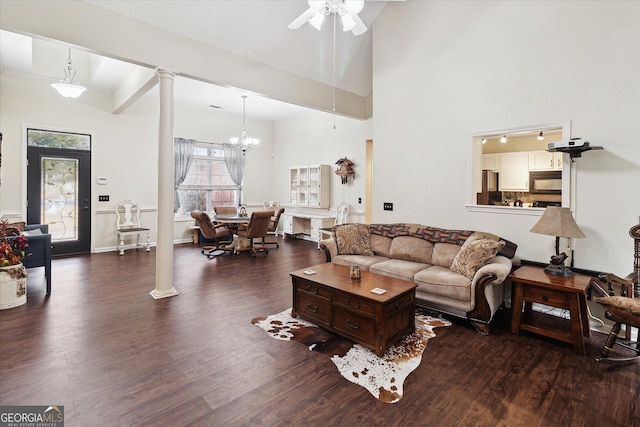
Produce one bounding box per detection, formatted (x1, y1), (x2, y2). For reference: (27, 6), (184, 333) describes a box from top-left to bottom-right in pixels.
(176, 142), (239, 215)
(468, 123), (570, 210)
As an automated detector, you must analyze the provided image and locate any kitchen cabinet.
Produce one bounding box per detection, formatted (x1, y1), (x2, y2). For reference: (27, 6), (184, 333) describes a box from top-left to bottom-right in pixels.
(529, 151), (563, 171)
(481, 154), (500, 172)
(499, 152), (529, 191)
(289, 165), (330, 208)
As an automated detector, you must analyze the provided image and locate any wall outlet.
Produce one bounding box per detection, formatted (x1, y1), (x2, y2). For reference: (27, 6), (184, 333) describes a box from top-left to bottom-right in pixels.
(383, 202), (393, 211)
(358, 197), (362, 204)
(99, 195), (110, 202)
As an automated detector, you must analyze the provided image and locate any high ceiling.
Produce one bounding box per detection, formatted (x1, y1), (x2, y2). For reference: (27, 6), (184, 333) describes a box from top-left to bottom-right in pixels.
(0, 1), (396, 120)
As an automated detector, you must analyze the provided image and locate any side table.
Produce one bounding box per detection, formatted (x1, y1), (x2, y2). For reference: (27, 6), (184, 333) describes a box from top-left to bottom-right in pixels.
(187, 226), (200, 244)
(510, 265), (591, 355)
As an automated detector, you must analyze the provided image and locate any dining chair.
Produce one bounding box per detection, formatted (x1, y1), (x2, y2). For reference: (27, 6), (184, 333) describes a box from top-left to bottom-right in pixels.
(235, 210), (272, 256)
(116, 200), (150, 255)
(319, 202), (350, 243)
(190, 210), (234, 258)
(263, 199), (279, 209)
(263, 207), (285, 248)
(213, 206), (238, 216)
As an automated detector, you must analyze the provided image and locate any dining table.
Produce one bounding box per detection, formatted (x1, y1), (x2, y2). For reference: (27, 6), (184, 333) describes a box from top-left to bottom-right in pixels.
(213, 215), (250, 251)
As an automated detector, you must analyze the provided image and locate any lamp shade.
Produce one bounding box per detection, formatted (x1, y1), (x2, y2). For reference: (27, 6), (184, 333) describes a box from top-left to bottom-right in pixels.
(530, 206), (585, 238)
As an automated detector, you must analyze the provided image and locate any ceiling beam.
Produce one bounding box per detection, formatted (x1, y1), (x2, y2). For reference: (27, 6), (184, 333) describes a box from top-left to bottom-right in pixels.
(111, 67), (158, 115)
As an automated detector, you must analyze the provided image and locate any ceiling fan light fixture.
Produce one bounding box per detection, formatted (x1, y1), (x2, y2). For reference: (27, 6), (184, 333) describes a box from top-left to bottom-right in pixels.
(288, 0), (367, 35)
(340, 12), (357, 32)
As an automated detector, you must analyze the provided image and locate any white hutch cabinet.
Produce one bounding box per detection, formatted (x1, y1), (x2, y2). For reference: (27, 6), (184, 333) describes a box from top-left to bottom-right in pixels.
(289, 165), (330, 208)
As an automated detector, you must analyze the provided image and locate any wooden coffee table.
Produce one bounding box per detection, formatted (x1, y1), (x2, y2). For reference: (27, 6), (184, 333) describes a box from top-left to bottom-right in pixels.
(291, 263), (417, 356)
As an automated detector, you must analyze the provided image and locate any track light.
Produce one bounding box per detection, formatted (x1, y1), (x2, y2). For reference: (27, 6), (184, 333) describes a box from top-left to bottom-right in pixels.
(500, 135), (507, 143)
(538, 131), (544, 141)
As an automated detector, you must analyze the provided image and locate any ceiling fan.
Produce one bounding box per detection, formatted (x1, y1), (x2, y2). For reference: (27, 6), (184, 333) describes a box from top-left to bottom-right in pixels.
(288, 0), (367, 35)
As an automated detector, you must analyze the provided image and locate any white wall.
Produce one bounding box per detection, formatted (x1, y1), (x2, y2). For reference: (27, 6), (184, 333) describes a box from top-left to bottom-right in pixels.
(372, 0), (640, 275)
(273, 111), (371, 221)
(0, 73), (275, 251)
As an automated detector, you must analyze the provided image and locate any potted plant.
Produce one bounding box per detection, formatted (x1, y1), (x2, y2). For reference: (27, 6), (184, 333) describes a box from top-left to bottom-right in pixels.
(0, 220), (29, 309)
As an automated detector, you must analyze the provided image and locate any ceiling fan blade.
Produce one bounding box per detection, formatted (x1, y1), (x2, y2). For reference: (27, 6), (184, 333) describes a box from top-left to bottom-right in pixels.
(287, 8), (317, 29)
(343, 0), (364, 14)
(349, 13), (367, 35)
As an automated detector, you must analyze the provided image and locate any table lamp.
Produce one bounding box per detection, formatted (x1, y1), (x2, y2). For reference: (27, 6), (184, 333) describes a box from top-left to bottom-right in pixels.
(530, 206), (586, 277)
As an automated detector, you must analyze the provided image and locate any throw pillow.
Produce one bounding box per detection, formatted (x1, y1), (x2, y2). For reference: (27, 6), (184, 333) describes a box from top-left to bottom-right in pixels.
(4, 222), (26, 237)
(334, 224), (374, 256)
(450, 235), (506, 280)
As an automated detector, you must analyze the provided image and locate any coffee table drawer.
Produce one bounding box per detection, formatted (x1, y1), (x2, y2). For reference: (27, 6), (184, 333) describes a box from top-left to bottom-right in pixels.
(332, 309), (375, 342)
(296, 280), (332, 299)
(333, 291), (376, 317)
(523, 285), (569, 307)
(295, 292), (331, 325)
(384, 293), (414, 315)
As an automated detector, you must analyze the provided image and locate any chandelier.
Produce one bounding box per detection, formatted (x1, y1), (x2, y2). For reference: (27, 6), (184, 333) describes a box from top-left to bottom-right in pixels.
(288, 0), (367, 35)
(51, 48), (87, 98)
(229, 96), (260, 154)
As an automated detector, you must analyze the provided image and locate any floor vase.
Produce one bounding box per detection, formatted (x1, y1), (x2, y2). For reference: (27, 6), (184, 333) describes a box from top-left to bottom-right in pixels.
(0, 263), (27, 309)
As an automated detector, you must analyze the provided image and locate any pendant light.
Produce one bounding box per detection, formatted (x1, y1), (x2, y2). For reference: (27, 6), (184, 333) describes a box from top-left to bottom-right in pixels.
(229, 96), (260, 154)
(51, 48), (87, 98)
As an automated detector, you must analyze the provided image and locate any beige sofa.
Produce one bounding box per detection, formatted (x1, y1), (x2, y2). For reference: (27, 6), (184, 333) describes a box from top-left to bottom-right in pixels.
(319, 223), (517, 334)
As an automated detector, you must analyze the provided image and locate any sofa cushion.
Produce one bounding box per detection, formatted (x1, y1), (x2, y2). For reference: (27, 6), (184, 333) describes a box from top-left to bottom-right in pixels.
(334, 224), (373, 256)
(414, 266), (472, 301)
(389, 236), (434, 264)
(370, 234), (393, 258)
(333, 254), (389, 271)
(369, 259), (430, 281)
(450, 235), (506, 280)
(431, 243), (461, 268)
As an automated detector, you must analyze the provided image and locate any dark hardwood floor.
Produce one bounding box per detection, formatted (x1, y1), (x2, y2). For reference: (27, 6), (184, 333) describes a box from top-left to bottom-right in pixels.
(1, 238), (638, 426)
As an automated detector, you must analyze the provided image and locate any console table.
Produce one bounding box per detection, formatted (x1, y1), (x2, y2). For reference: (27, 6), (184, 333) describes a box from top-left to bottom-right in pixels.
(510, 265), (591, 355)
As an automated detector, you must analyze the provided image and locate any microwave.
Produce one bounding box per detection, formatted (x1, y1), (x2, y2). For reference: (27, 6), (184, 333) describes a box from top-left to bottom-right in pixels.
(529, 171), (562, 195)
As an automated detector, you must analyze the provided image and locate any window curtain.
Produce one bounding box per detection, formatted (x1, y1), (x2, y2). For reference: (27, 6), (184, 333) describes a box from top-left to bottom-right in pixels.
(174, 138), (196, 212)
(223, 143), (245, 204)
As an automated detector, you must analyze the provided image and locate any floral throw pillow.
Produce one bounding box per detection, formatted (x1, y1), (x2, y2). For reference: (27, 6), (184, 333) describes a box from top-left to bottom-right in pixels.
(450, 235), (506, 280)
(334, 224), (374, 256)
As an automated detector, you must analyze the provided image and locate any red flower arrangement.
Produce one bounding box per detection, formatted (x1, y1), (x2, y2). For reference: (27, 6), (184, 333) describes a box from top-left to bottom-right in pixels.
(0, 220), (29, 267)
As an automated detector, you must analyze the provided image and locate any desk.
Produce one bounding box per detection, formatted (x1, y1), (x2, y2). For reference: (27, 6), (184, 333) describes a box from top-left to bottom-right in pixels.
(510, 265), (591, 355)
(281, 212), (335, 242)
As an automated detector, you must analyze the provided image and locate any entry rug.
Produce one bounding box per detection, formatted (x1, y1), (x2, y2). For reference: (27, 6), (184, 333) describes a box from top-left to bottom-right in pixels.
(251, 309), (451, 403)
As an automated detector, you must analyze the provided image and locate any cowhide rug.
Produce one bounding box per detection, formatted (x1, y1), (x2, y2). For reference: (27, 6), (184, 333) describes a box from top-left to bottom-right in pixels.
(251, 308), (451, 403)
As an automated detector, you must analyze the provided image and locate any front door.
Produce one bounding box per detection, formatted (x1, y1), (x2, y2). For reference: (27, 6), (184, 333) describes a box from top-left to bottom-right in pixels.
(26, 128), (91, 255)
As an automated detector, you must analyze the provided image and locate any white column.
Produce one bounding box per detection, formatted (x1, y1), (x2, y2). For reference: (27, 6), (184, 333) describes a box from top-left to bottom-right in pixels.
(150, 69), (179, 299)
